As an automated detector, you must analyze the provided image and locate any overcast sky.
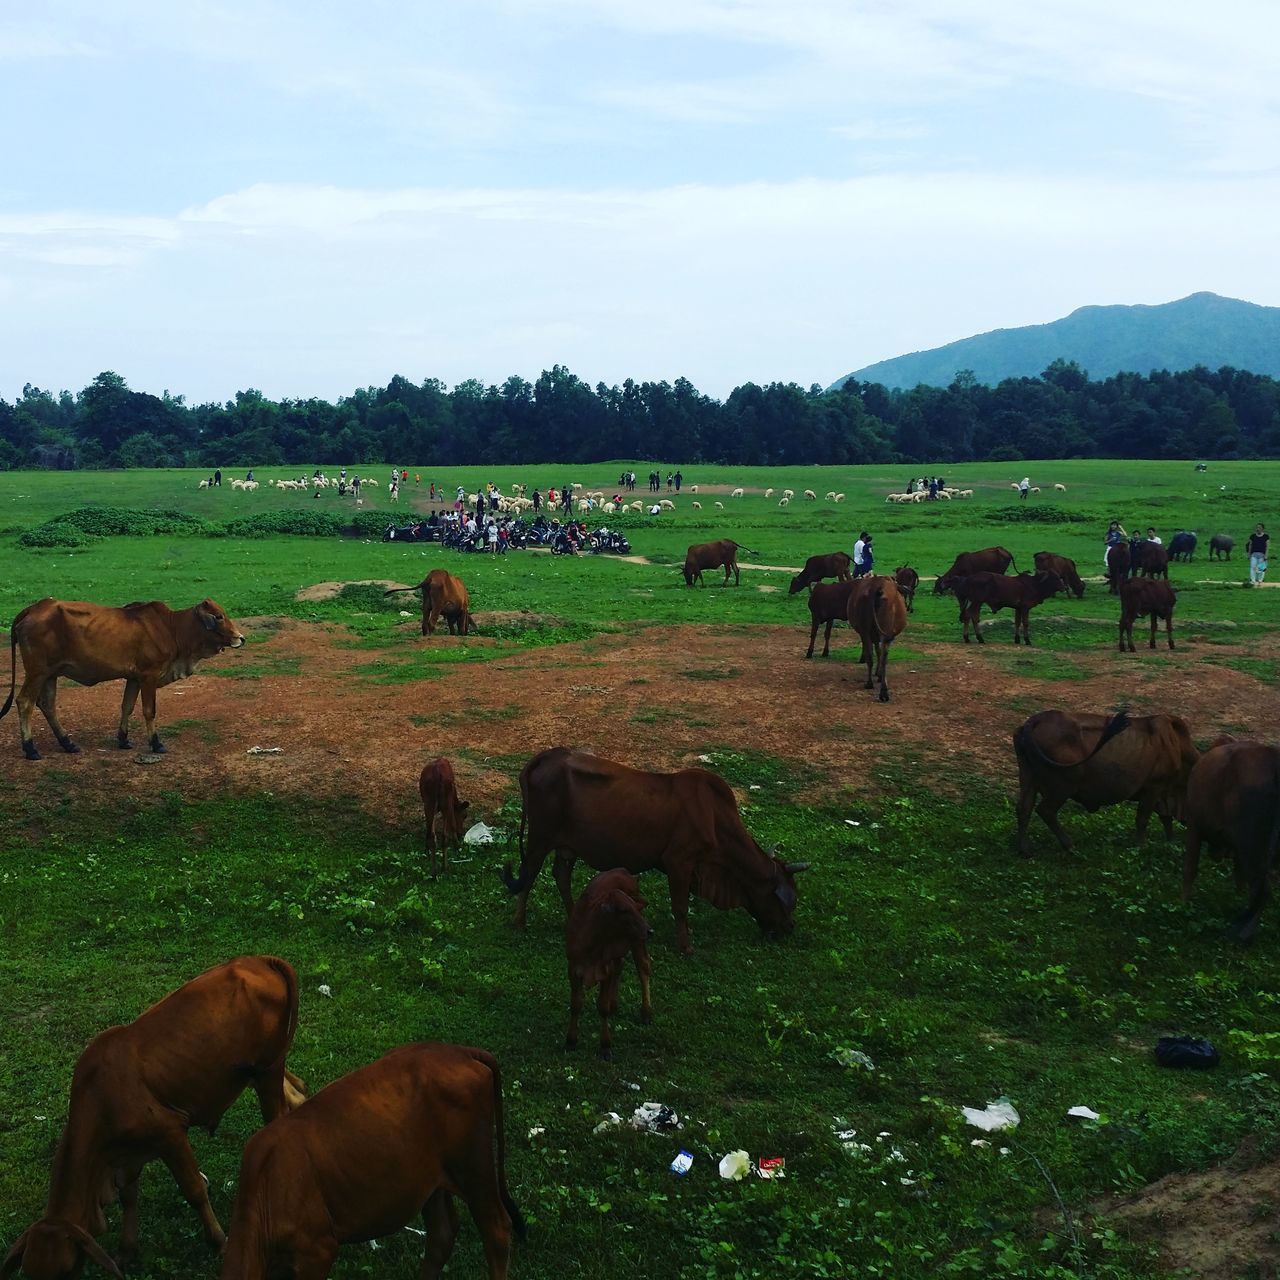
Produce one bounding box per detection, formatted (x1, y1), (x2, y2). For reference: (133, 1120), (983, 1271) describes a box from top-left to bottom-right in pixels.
(2, 0), (1278, 404)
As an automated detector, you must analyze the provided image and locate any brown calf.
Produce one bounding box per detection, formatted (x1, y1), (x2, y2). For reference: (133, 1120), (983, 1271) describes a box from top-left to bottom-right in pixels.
(789, 552), (852, 595)
(847, 576), (908, 702)
(1106, 542), (1130, 594)
(1118, 579), (1176, 652)
(419, 757), (470, 874)
(1033, 552), (1084, 598)
(565, 869), (654, 1059)
(954, 569), (1065, 645)
(217, 1044), (525, 1280)
(384, 571), (470, 636)
(683, 539), (748, 586)
(893, 565), (919, 612)
(3, 957), (304, 1280)
(805, 580), (854, 658)
(934, 546), (1015, 595)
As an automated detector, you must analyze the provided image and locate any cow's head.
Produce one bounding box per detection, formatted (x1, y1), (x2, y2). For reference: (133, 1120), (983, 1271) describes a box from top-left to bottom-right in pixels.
(682, 562), (697, 586)
(2, 1220), (123, 1280)
(1035, 569), (1066, 599)
(787, 573), (809, 596)
(748, 859), (808, 938)
(194, 600), (245, 650)
(933, 573), (954, 596)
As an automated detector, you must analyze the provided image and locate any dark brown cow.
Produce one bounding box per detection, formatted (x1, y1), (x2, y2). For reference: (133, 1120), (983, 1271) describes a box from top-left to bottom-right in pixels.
(502, 747), (807, 952)
(893, 565), (919, 612)
(683, 539), (746, 586)
(1033, 551), (1085, 598)
(1135, 541), (1169, 579)
(1183, 739), (1280, 942)
(385, 570), (470, 635)
(565, 869), (653, 1059)
(3, 957), (304, 1280)
(217, 1044), (525, 1280)
(953, 569), (1065, 645)
(1014, 709), (1196, 856)
(847, 576), (908, 702)
(419, 757), (470, 875)
(1119, 579), (1177, 652)
(805, 580), (854, 658)
(934, 546), (1016, 595)
(1209, 533), (1234, 560)
(789, 551), (852, 595)
(1, 598), (245, 760)
(1106, 542), (1130, 594)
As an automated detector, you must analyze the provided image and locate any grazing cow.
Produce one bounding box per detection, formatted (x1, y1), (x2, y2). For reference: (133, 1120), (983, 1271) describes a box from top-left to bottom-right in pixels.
(1014, 709), (1197, 856)
(1106, 541), (1130, 594)
(1168, 531), (1197, 562)
(3, 958), (304, 1280)
(1033, 551), (1085, 598)
(419, 758), (470, 875)
(934, 546), (1016, 595)
(683, 539), (747, 587)
(1134, 541), (1169, 579)
(847, 576), (908, 702)
(893, 565), (919, 612)
(502, 747), (807, 952)
(217, 1043), (525, 1280)
(1183, 739), (1280, 941)
(953, 570), (1065, 645)
(789, 551), (852, 595)
(805, 580), (854, 658)
(1, 598), (244, 760)
(1119, 579), (1177, 652)
(384, 570), (470, 636)
(1209, 533), (1234, 560)
(565, 869), (653, 1059)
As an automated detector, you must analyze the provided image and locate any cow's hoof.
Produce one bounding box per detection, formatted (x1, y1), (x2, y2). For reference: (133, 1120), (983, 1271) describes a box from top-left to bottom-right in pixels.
(563, 1038), (578, 1052)
(597, 1047), (613, 1061)
(149, 738), (167, 754)
(640, 1009), (653, 1025)
(879, 690), (891, 703)
(22, 741), (41, 761)
(58, 738), (81, 754)
(117, 734), (132, 749)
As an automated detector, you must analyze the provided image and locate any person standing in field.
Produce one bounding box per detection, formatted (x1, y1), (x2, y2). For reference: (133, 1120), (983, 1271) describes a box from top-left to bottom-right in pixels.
(1019, 476), (1030, 501)
(1248, 523), (1269, 584)
(1105, 519), (1127, 566)
(214, 468), (222, 487)
(852, 531), (870, 578)
(533, 488), (542, 513)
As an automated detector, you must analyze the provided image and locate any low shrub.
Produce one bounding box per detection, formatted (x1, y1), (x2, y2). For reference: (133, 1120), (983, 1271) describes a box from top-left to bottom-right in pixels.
(222, 509), (347, 538)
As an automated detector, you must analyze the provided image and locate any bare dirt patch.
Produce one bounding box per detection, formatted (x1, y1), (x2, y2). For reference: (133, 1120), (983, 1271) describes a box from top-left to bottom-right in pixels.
(295, 579), (411, 602)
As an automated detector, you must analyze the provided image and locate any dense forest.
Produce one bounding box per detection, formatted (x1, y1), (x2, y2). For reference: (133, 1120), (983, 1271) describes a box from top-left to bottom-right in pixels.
(2, 361), (1278, 471)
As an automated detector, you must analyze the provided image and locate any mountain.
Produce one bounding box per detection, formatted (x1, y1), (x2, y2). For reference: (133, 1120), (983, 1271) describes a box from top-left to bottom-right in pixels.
(833, 293), (1280, 391)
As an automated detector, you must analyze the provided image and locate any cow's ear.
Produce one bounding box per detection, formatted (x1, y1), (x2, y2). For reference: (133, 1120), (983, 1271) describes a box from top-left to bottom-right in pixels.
(775, 882), (797, 910)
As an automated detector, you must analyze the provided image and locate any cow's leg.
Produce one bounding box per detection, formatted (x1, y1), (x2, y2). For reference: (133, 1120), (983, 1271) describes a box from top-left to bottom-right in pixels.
(510, 838), (553, 929)
(597, 968), (620, 1059)
(117, 1170), (141, 1267)
(1149, 612), (1158, 650)
(805, 615), (819, 659)
(821, 619), (835, 658)
(635, 945), (653, 1024)
(140, 681), (165, 753)
(251, 1062), (292, 1124)
(35, 677), (79, 753)
(959, 603), (969, 643)
(118, 678), (140, 748)
(1165, 612), (1175, 650)
(551, 854), (576, 912)
(156, 1129), (224, 1246)
(565, 971), (584, 1050)
(668, 870), (694, 954)
(16, 673), (44, 759)
(733, 561), (740, 586)
(1182, 825), (1204, 902)
(424, 805), (439, 876)
(973, 604), (985, 644)
(1135, 797), (1154, 846)
(1158, 809), (1175, 841)
(1233, 872), (1270, 944)
(420, 1191), (461, 1280)
(1036, 798), (1073, 852)
(1015, 771), (1037, 857)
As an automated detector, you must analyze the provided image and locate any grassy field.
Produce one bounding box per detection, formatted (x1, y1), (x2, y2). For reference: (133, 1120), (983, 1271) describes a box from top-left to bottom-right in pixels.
(1, 460), (1279, 1280)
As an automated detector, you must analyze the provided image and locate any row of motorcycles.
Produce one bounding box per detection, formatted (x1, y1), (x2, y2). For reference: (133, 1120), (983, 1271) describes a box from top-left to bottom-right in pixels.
(382, 517), (630, 556)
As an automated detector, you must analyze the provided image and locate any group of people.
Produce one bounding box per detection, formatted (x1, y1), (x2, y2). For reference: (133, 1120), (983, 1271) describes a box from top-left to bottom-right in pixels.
(1104, 520), (1269, 584)
(648, 470), (683, 492)
(852, 531), (875, 577)
(905, 476), (947, 498)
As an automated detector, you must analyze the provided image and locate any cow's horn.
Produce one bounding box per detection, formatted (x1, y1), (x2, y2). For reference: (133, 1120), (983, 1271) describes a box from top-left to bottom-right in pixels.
(783, 861), (810, 873)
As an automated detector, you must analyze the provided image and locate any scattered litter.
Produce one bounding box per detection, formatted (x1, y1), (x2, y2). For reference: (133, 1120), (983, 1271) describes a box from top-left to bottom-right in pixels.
(758, 1156), (785, 1180)
(844, 819), (861, 827)
(463, 822), (496, 846)
(749, 784), (761, 790)
(399, 610), (413, 617)
(592, 1113), (623, 1135)
(630, 1102), (680, 1133)
(369, 1239), (380, 1251)
(1066, 1106), (1101, 1121)
(247, 746), (283, 755)
(719, 1151), (751, 1181)
(960, 1098), (1020, 1132)
(403, 1226), (426, 1237)
(317, 984), (332, 998)
(998, 1147), (1012, 1156)
(970, 1139), (990, 1148)
(135, 754), (164, 766)
(528, 1126), (546, 1139)
(832, 1047), (875, 1071)
(670, 1151), (694, 1176)
(622, 1081), (642, 1092)
(34, 1115), (46, 1122)
(696, 754), (714, 763)
(1154, 1035), (1219, 1069)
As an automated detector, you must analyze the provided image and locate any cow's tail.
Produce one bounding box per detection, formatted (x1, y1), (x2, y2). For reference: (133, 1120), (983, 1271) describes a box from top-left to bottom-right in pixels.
(468, 1048), (527, 1244)
(265, 955), (300, 1049)
(502, 763), (534, 894)
(382, 585), (421, 596)
(1005, 547), (1018, 573)
(0, 607), (28, 722)
(1016, 708), (1130, 771)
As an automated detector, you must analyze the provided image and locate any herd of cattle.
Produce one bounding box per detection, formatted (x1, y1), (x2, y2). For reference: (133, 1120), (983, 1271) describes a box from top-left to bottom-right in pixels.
(0, 520), (1276, 1279)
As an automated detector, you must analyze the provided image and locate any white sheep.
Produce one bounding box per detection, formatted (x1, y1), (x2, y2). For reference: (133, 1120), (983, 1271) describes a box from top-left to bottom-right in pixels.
(364, 478), (378, 487)
(764, 487), (774, 498)
(1054, 483), (1067, 492)
(1031, 487), (1041, 495)
(824, 491), (836, 501)
(803, 489), (816, 500)
(603, 502), (616, 514)
(689, 484), (699, 493)
(572, 482), (583, 491)
(782, 489), (794, 499)
(631, 501), (643, 512)
(198, 479), (209, 489)
(834, 493), (845, 503)
(660, 499), (675, 510)
(1010, 482), (1020, 490)
(714, 500), (724, 509)
(691, 501), (702, 509)
(778, 496), (790, 507)
(731, 487), (744, 498)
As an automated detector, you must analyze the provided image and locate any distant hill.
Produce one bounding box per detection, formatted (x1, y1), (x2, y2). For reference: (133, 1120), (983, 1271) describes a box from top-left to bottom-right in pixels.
(834, 293), (1280, 390)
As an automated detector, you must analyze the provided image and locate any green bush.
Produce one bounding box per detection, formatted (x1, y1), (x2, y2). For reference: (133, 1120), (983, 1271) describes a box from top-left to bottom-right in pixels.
(18, 505), (212, 547)
(17, 521), (99, 548)
(349, 509), (398, 538)
(222, 509), (347, 538)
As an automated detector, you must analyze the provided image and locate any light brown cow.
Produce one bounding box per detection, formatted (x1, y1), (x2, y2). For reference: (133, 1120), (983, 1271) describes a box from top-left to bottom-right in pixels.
(217, 1043), (525, 1280)
(1, 598), (244, 760)
(565, 869), (653, 1059)
(683, 539), (747, 587)
(789, 552), (852, 595)
(385, 571), (470, 635)
(419, 757), (470, 875)
(847, 576), (908, 702)
(2, 957), (304, 1280)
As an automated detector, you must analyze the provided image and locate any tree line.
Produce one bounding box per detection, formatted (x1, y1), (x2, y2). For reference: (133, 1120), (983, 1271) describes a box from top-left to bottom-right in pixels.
(2, 360), (1277, 471)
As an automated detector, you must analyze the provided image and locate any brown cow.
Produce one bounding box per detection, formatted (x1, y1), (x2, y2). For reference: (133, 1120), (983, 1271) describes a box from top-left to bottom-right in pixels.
(385, 570), (470, 635)
(565, 869), (653, 1059)
(847, 576), (908, 702)
(1033, 551), (1085, 598)
(1119, 579), (1177, 652)
(3, 957), (304, 1280)
(893, 565), (919, 612)
(1135, 541), (1169, 580)
(502, 747), (807, 952)
(789, 551), (852, 595)
(953, 569), (1065, 645)
(1183, 739), (1280, 941)
(934, 546), (1015, 595)
(1, 598), (244, 760)
(1106, 542), (1130, 594)
(217, 1043), (525, 1280)
(683, 539), (747, 587)
(805, 580), (854, 658)
(419, 757), (470, 875)
(1013, 709), (1198, 856)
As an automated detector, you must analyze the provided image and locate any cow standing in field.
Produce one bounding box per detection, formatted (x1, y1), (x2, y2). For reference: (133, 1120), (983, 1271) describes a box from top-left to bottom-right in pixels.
(419, 758), (470, 875)
(847, 576), (908, 702)
(217, 1044), (525, 1280)
(1119, 579), (1177, 652)
(3, 957), (304, 1280)
(502, 747), (806, 952)
(1033, 552), (1085, 598)
(953, 569), (1065, 645)
(805, 580), (854, 658)
(1183, 738), (1280, 941)
(934, 546), (1016, 595)
(683, 539), (748, 587)
(788, 552), (852, 595)
(1106, 542), (1130, 594)
(1013, 709), (1198, 856)
(1209, 533), (1234, 560)
(565, 869), (653, 1059)
(1135, 541), (1170, 580)
(1, 598), (244, 760)
(385, 570), (470, 636)
(893, 565), (919, 612)
(1168, 531), (1197, 562)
